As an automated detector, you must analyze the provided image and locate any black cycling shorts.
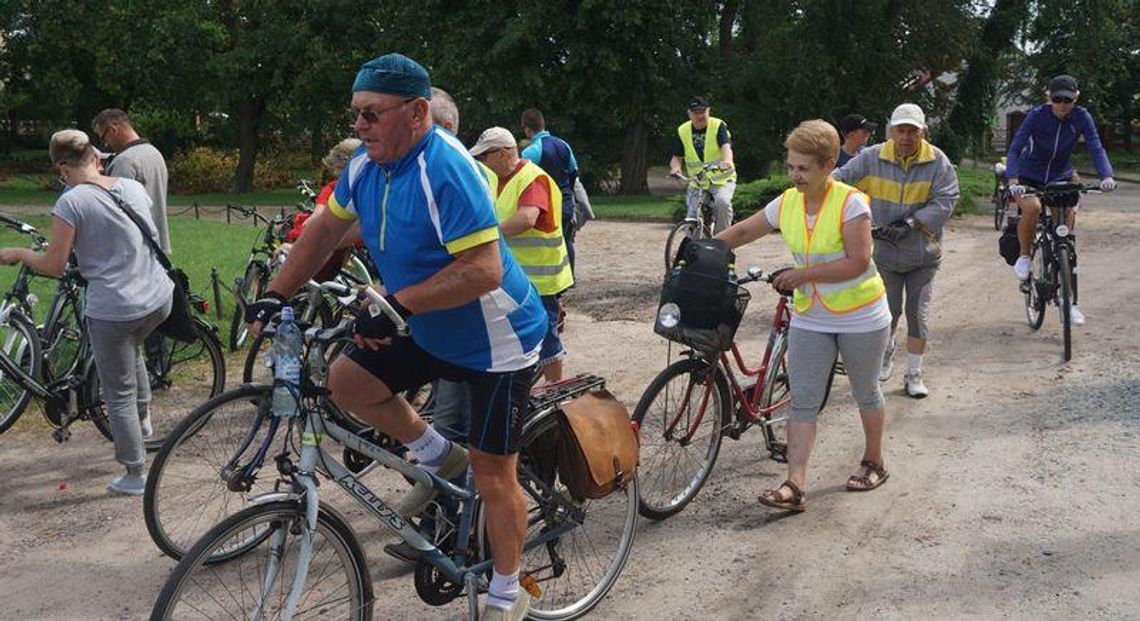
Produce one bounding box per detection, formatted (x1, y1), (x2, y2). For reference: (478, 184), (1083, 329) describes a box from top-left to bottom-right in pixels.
(342, 337), (534, 455)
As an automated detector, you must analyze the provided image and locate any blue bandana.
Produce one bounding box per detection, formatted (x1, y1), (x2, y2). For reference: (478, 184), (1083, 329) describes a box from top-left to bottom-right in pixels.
(352, 53), (431, 99)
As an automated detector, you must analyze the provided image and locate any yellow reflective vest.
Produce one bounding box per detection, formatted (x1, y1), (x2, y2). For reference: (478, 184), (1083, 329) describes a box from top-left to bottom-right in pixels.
(478, 161), (499, 201)
(494, 161), (573, 295)
(678, 117), (737, 188)
(777, 180), (885, 314)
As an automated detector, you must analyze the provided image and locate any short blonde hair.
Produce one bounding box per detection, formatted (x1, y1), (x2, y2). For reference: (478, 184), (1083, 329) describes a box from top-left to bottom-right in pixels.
(49, 129), (96, 167)
(322, 138), (362, 173)
(783, 119), (840, 166)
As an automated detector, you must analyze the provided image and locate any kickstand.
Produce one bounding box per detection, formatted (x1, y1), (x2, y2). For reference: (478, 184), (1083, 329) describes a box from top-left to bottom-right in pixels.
(466, 573), (480, 619)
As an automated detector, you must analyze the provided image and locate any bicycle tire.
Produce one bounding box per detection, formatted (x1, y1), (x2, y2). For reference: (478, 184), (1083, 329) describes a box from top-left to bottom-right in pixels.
(757, 330), (792, 458)
(1058, 245), (1073, 361)
(663, 219), (711, 271)
(632, 357), (729, 520)
(992, 191), (1005, 231)
(0, 312), (41, 433)
(1024, 241), (1046, 330)
(40, 288), (83, 381)
(144, 384), (281, 560)
(510, 416), (638, 620)
(149, 499), (373, 621)
(229, 262), (268, 351)
(85, 317), (227, 448)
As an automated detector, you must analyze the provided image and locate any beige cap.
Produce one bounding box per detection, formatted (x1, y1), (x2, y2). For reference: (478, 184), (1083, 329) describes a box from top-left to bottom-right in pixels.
(469, 126), (517, 156)
(889, 103), (926, 129)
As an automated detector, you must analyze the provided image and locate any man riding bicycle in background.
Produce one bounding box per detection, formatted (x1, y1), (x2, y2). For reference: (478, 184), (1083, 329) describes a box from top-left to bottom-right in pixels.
(1007, 74), (1117, 327)
(246, 53), (546, 621)
(668, 96), (737, 234)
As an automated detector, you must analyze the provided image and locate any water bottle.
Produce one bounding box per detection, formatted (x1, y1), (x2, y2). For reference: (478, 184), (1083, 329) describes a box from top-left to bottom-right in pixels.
(271, 306), (303, 418)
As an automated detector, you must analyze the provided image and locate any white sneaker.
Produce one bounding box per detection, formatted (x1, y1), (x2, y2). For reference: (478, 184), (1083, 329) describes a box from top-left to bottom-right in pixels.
(139, 416), (154, 439)
(1013, 255), (1031, 280)
(396, 443), (469, 518)
(879, 341), (896, 382)
(108, 473), (147, 496)
(903, 369), (928, 399)
(1069, 305), (1086, 326)
(481, 592), (532, 621)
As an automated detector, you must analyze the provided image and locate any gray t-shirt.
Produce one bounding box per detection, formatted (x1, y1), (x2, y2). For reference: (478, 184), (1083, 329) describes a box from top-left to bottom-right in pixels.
(52, 180), (174, 322)
(107, 141), (170, 253)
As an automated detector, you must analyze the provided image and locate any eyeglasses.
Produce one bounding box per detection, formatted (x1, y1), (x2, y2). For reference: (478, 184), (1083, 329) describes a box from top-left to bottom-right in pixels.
(347, 98), (416, 125)
(1051, 96), (1074, 104)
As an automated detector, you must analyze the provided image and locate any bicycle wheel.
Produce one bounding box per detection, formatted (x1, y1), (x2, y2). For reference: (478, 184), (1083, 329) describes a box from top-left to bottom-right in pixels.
(0, 312), (41, 433)
(1058, 245), (1073, 361)
(150, 500), (373, 621)
(663, 219), (710, 271)
(992, 191), (1005, 230)
(229, 262), (268, 351)
(1024, 241), (1046, 330)
(632, 357), (729, 520)
(144, 384), (283, 560)
(757, 330), (792, 460)
(510, 421), (638, 620)
(86, 318), (227, 448)
(41, 289), (83, 381)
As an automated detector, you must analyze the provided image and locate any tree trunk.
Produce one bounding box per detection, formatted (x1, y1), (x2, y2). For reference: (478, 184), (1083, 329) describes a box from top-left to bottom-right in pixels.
(619, 117), (649, 195)
(232, 94), (265, 193)
(719, 0), (740, 64)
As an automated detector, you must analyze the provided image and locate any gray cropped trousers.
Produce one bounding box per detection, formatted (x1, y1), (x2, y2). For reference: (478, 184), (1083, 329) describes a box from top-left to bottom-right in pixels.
(787, 325), (890, 423)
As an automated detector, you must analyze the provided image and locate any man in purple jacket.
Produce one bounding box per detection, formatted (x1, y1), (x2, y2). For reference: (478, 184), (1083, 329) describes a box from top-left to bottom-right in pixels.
(1007, 74), (1117, 326)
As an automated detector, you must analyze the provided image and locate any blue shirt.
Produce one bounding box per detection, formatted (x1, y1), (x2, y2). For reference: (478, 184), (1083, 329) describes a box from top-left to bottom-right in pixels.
(1006, 103), (1114, 183)
(329, 126), (546, 372)
(522, 130), (579, 215)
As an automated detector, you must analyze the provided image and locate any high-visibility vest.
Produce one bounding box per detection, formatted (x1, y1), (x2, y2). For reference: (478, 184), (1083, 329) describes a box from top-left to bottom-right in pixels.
(478, 161), (499, 201)
(494, 161), (573, 295)
(678, 117), (737, 188)
(777, 180), (885, 314)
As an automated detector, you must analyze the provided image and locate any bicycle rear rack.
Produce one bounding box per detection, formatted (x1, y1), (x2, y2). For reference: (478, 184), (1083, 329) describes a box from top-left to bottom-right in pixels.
(528, 374), (606, 413)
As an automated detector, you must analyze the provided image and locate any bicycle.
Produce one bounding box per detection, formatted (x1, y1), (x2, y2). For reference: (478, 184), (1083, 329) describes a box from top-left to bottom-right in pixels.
(149, 291), (638, 621)
(991, 160), (1011, 231)
(633, 266), (835, 520)
(226, 203), (298, 351)
(663, 162), (730, 271)
(1018, 182), (1100, 362)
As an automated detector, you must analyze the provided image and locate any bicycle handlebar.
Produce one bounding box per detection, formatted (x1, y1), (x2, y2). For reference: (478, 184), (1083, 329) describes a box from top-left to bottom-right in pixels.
(0, 213), (48, 247)
(668, 162), (733, 183)
(1022, 182), (1102, 196)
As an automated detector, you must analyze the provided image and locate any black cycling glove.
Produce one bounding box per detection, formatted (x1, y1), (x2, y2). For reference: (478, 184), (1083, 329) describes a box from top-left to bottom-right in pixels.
(353, 294), (412, 340)
(244, 291), (288, 324)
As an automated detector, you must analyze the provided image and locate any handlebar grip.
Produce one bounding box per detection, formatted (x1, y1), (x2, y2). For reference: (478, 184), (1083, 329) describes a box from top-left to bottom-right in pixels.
(359, 287), (410, 337)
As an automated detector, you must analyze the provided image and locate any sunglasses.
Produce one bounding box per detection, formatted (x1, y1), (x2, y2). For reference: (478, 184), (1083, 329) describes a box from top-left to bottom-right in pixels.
(347, 98), (416, 125)
(1051, 96), (1074, 104)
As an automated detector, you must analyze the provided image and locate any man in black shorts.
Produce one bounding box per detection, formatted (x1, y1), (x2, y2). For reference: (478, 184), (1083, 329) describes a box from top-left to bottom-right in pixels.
(247, 53), (547, 619)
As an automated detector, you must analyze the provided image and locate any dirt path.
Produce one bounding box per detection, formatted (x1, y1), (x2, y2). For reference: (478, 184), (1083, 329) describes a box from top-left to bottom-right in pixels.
(2, 185), (1138, 619)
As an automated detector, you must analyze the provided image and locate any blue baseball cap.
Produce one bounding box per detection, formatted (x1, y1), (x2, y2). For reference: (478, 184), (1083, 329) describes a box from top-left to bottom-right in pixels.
(352, 53), (432, 99)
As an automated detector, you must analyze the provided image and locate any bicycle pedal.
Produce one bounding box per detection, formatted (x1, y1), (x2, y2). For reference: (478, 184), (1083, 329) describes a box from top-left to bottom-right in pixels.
(51, 427), (71, 443)
(768, 441), (788, 463)
(520, 574), (543, 599)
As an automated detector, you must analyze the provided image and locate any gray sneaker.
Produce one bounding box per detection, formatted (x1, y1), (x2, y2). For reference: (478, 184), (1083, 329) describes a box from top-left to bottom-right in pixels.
(879, 340), (896, 382)
(903, 369), (929, 399)
(481, 592), (532, 621)
(108, 473), (147, 496)
(396, 443), (469, 518)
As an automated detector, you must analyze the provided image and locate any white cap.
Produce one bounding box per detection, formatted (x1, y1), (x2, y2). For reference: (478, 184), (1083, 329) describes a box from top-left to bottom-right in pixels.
(469, 127), (517, 157)
(889, 103), (926, 129)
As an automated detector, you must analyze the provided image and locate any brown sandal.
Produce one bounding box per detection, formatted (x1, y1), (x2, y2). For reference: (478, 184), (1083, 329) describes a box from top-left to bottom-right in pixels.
(758, 479), (806, 512)
(846, 460), (889, 491)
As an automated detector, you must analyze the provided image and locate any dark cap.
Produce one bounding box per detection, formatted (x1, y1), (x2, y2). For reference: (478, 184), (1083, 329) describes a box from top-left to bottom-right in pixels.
(838, 114), (877, 135)
(688, 96), (709, 111)
(352, 53), (432, 99)
(1048, 74), (1079, 99)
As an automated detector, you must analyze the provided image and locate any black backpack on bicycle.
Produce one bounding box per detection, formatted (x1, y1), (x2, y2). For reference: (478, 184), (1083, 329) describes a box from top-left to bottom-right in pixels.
(655, 238), (749, 352)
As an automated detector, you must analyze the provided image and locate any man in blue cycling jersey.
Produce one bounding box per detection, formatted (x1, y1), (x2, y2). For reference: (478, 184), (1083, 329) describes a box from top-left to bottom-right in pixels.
(247, 53), (545, 620)
(1007, 74), (1117, 326)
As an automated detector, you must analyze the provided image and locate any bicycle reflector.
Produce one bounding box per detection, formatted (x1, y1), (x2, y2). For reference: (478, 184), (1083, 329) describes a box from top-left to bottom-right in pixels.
(195, 299), (210, 314)
(657, 302), (681, 329)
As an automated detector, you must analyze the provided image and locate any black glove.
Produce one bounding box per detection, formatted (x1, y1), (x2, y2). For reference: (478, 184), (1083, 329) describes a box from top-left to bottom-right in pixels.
(244, 291), (287, 324)
(353, 294), (412, 340)
(876, 221), (911, 243)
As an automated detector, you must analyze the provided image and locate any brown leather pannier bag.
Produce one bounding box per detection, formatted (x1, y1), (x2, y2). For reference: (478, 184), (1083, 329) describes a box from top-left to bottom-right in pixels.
(556, 389), (639, 500)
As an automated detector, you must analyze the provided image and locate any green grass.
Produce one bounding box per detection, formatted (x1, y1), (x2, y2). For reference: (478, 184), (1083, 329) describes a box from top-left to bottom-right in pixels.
(1072, 150), (1140, 178)
(955, 166), (995, 216)
(591, 194), (677, 220)
(0, 213), (258, 331)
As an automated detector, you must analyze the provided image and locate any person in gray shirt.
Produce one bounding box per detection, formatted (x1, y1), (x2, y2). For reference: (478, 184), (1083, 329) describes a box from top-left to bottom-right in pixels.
(0, 130), (173, 496)
(92, 108), (171, 253)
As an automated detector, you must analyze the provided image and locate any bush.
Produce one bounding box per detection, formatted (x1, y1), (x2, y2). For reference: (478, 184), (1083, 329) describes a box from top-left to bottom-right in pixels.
(168, 147), (318, 194)
(670, 174), (792, 222)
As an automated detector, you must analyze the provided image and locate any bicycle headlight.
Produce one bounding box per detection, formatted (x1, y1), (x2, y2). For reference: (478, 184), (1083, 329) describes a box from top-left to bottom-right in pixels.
(657, 302), (681, 329)
(1055, 224), (1069, 237)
